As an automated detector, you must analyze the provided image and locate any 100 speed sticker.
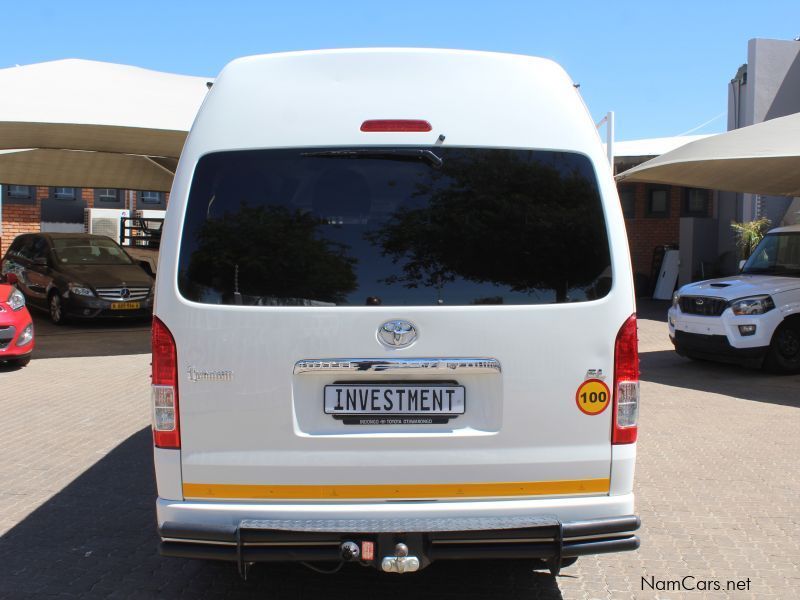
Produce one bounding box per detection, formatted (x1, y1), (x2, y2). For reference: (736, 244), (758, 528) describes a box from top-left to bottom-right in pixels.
(575, 379), (610, 415)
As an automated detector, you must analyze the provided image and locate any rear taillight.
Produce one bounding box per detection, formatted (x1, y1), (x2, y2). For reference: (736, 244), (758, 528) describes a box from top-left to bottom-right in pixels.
(613, 314), (639, 444)
(152, 317), (180, 449)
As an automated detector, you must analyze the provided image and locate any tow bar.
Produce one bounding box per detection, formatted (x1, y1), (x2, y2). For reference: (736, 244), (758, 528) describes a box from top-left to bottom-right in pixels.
(380, 542), (420, 573)
(159, 515), (641, 578)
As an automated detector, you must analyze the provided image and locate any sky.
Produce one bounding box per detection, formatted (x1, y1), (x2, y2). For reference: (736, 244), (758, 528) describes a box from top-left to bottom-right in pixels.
(2, 0), (799, 141)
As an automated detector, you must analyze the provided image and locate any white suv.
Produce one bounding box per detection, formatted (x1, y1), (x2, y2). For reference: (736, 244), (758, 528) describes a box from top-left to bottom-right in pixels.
(151, 49), (640, 578)
(669, 224), (800, 373)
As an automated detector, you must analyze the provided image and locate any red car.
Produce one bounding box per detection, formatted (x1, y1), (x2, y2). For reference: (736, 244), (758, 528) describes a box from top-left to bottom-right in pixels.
(0, 283), (34, 367)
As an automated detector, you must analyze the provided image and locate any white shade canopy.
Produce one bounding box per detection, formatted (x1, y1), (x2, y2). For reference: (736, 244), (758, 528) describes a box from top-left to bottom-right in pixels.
(0, 149), (177, 192)
(616, 111), (800, 197)
(0, 59), (209, 190)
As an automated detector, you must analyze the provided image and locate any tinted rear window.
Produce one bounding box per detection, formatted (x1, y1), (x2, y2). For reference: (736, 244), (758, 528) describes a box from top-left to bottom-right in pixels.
(178, 148), (612, 306)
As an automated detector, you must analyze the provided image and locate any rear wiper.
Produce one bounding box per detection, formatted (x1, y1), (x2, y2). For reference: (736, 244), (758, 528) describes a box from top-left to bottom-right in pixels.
(302, 149), (443, 169)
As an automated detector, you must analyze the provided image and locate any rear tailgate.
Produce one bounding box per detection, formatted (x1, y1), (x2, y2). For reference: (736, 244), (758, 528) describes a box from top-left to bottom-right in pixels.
(175, 303), (624, 501)
(165, 145), (631, 502)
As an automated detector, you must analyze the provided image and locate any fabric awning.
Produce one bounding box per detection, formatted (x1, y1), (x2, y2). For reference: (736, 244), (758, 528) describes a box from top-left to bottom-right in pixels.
(616, 111), (800, 197)
(0, 59), (209, 189)
(0, 149), (177, 192)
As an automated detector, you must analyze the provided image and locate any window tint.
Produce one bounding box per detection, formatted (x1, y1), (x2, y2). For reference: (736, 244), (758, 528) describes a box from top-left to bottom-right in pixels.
(743, 233), (800, 276)
(178, 148), (612, 306)
(96, 188), (123, 203)
(619, 188), (636, 219)
(2, 184), (35, 205)
(8, 236), (31, 258)
(683, 188), (709, 216)
(8, 185), (33, 199)
(30, 237), (49, 261)
(52, 237), (133, 265)
(647, 188), (670, 217)
(140, 191), (162, 203)
(53, 187), (78, 199)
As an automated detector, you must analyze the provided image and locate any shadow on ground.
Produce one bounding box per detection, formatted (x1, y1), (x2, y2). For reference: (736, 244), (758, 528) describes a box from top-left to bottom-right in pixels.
(641, 348), (800, 408)
(0, 428), (564, 599)
(23, 310), (150, 360)
(636, 298), (800, 408)
(636, 299), (671, 322)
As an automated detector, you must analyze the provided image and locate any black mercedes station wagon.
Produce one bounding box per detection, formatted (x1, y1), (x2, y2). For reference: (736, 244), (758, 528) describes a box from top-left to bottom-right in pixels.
(1, 233), (154, 324)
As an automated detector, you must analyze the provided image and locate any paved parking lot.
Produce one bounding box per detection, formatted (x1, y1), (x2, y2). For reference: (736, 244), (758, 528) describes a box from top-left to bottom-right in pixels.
(0, 306), (798, 599)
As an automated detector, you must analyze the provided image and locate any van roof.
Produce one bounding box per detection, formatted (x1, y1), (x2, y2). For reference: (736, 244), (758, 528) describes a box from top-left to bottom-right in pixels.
(183, 48), (605, 159)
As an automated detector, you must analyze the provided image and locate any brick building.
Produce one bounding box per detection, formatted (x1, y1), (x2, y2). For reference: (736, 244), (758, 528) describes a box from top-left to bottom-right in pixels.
(613, 136), (717, 295)
(617, 181), (714, 293)
(0, 185), (166, 254)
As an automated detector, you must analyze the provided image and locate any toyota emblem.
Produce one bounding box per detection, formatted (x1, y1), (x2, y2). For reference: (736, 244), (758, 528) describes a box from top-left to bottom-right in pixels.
(377, 320), (417, 348)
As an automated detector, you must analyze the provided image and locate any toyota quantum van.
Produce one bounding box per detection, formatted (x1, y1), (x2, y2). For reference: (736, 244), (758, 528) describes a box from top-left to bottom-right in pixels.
(153, 49), (640, 577)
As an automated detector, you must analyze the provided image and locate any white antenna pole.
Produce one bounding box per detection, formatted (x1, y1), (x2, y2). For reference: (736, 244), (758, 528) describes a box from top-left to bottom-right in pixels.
(596, 111), (615, 168)
(606, 111), (615, 167)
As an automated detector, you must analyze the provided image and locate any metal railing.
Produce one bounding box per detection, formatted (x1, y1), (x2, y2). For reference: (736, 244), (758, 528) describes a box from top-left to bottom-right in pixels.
(119, 216), (163, 249)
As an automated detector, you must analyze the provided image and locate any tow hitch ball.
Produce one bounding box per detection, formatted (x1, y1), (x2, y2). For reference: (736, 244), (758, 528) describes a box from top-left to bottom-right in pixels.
(381, 543), (420, 573)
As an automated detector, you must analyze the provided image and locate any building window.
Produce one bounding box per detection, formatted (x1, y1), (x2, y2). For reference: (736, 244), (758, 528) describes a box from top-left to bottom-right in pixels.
(139, 191), (163, 204)
(52, 187), (79, 200)
(95, 188), (123, 203)
(619, 187), (636, 219)
(2, 184), (35, 205)
(9, 185), (33, 199)
(3, 184), (35, 205)
(683, 188), (709, 217)
(647, 188), (670, 217)
(136, 190), (166, 209)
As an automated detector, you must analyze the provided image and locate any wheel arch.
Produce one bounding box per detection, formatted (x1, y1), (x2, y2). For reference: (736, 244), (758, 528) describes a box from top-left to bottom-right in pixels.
(764, 312), (800, 374)
(775, 312), (800, 330)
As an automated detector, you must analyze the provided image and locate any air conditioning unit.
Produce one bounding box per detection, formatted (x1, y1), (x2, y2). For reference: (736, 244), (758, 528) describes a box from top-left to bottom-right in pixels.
(85, 208), (129, 243)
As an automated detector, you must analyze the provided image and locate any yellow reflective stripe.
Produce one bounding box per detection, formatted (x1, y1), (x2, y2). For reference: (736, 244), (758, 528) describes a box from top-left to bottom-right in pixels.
(183, 478), (610, 500)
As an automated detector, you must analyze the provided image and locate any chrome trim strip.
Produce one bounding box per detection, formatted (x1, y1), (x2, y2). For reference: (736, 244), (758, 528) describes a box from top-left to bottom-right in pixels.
(294, 358), (501, 375)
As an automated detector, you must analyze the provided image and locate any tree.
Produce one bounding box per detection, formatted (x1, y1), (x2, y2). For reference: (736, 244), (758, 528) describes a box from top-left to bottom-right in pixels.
(186, 204), (357, 304)
(731, 217), (771, 259)
(367, 150), (610, 302)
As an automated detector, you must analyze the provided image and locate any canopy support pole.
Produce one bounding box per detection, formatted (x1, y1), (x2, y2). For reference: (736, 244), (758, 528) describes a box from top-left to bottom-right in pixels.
(596, 111), (615, 168)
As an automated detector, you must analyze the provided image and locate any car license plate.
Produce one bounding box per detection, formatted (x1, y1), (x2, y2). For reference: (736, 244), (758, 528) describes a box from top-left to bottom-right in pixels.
(324, 384), (465, 425)
(110, 301), (141, 310)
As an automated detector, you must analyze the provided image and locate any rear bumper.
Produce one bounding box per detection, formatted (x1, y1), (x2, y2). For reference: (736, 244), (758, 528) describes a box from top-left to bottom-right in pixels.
(159, 514), (640, 570)
(157, 494), (639, 569)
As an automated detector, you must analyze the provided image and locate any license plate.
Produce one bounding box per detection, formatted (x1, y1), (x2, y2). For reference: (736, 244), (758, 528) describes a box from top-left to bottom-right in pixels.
(110, 301), (140, 310)
(324, 384), (465, 422)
